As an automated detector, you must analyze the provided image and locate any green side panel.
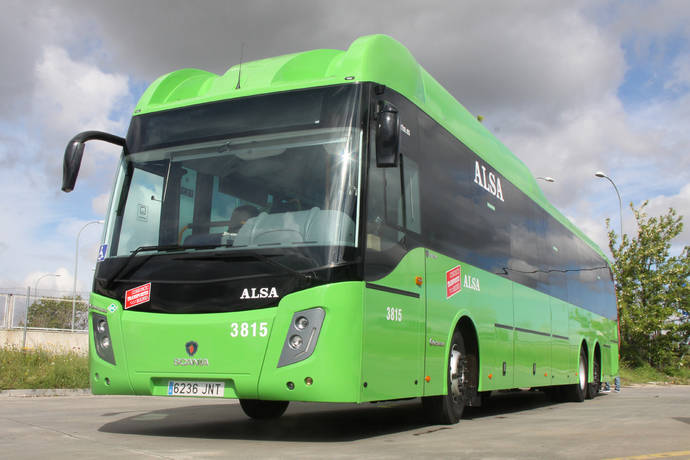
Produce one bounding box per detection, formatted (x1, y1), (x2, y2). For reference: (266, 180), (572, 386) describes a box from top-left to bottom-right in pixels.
(423, 250), (515, 394)
(360, 248), (426, 401)
(421, 249), (619, 394)
(550, 297), (571, 384)
(513, 283), (552, 387)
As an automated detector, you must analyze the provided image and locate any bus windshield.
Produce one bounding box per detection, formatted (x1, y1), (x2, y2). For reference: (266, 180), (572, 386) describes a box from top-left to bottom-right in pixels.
(104, 125), (362, 259)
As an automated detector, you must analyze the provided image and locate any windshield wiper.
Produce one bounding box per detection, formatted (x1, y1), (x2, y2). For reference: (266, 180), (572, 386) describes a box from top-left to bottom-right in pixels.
(103, 243), (223, 287)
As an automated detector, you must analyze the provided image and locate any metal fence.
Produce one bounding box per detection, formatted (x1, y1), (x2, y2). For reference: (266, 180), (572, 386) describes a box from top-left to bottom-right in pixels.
(0, 289), (90, 331)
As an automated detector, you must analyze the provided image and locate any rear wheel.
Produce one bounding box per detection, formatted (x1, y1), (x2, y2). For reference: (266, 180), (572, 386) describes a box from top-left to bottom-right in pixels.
(587, 350), (601, 399)
(239, 399), (289, 419)
(565, 346), (587, 402)
(422, 329), (476, 424)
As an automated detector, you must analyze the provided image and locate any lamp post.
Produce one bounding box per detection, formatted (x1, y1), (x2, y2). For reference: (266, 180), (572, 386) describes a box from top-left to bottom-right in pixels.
(595, 171), (624, 392)
(72, 220), (103, 330)
(595, 171), (623, 240)
(23, 273), (60, 349)
(536, 176), (556, 183)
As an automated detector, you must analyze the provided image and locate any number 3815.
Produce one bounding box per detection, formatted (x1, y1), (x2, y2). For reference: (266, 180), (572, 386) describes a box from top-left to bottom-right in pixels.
(230, 322), (268, 337)
(386, 307), (402, 322)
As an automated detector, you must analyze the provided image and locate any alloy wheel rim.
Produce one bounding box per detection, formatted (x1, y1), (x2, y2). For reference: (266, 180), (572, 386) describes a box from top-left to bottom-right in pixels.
(449, 344), (464, 403)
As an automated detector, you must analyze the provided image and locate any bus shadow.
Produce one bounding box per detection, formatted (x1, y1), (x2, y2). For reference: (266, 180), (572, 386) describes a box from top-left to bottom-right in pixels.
(463, 389), (558, 420)
(98, 399), (427, 442)
(98, 390), (562, 442)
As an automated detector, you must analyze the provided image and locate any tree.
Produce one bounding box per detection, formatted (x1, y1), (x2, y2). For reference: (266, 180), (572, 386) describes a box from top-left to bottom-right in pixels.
(27, 295), (88, 330)
(607, 202), (690, 369)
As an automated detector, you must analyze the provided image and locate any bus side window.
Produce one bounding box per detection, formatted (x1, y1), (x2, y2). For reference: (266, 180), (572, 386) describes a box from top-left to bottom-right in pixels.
(402, 155), (421, 234)
(367, 160), (403, 252)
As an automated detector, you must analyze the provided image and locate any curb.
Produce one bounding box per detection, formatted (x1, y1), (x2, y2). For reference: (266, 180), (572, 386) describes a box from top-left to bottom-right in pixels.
(0, 388), (91, 398)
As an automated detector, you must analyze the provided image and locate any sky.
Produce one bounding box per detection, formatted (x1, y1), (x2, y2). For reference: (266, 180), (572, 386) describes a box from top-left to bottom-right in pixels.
(1, 0), (690, 295)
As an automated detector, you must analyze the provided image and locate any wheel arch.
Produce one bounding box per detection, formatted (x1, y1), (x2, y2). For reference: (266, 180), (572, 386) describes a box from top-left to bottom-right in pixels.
(443, 313), (480, 393)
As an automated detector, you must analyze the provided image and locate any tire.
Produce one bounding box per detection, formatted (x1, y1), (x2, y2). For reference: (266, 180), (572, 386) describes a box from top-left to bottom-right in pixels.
(422, 329), (476, 424)
(239, 399), (289, 420)
(587, 350), (601, 399)
(565, 346), (587, 402)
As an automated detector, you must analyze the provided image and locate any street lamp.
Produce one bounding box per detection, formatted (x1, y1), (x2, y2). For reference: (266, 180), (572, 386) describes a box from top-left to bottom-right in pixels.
(72, 220), (104, 330)
(594, 171), (623, 240)
(536, 176), (556, 183)
(23, 273), (61, 349)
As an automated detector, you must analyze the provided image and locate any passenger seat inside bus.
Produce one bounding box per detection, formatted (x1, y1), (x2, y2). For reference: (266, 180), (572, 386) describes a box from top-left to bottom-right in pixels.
(233, 207), (355, 247)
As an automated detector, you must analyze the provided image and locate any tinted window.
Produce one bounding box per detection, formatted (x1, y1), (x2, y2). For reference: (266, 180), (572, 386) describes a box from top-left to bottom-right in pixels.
(364, 87), (617, 320)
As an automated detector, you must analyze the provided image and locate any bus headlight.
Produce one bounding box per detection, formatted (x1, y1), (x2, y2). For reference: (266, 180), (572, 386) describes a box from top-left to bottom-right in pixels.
(278, 307), (325, 367)
(295, 316), (309, 330)
(289, 335), (303, 350)
(92, 312), (116, 365)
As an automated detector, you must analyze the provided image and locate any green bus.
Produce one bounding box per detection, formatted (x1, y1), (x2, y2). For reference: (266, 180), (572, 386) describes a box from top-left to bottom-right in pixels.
(62, 34), (619, 424)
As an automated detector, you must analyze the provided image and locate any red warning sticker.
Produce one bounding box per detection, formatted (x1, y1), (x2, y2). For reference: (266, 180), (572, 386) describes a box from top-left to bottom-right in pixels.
(446, 266), (462, 299)
(124, 282), (151, 309)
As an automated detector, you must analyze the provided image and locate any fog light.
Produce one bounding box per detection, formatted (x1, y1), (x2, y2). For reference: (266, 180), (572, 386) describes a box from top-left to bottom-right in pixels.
(100, 336), (111, 349)
(305, 377), (313, 386)
(289, 335), (303, 350)
(286, 381), (295, 390)
(96, 319), (107, 334)
(295, 316), (309, 330)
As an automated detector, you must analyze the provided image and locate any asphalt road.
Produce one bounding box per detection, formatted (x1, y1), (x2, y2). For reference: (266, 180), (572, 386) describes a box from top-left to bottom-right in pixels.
(1, 385), (689, 459)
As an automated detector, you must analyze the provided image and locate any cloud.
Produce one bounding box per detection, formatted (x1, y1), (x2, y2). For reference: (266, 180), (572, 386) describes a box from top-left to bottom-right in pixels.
(666, 53), (690, 90)
(1, 0), (689, 293)
(0, 42), (130, 291)
(92, 192), (110, 216)
(645, 183), (690, 248)
(32, 45), (129, 178)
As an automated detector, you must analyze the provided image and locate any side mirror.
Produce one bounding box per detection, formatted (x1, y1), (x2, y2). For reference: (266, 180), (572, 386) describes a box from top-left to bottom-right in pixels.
(375, 102), (399, 167)
(62, 141), (86, 192)
(61, 131), (127, 192)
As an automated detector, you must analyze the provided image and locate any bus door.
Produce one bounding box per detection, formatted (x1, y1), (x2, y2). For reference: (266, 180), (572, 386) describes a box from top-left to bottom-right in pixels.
(362, 249), (426, 401)
(362, 105), (425, 400)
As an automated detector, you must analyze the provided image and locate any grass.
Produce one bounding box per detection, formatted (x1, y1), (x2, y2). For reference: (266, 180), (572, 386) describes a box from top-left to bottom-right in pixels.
(2, 345), (688, 390)
(0, 345), (89, 390)
(620, 363), (690, 386)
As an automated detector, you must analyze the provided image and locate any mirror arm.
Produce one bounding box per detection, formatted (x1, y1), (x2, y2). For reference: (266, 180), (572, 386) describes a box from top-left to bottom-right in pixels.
(67, 131), (127, 150)
(62, 131), (127, 193)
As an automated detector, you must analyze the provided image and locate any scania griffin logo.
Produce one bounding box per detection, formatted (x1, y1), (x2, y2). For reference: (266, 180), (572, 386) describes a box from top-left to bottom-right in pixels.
(185, 341), (198, 357)
(174, 341), (208, 366)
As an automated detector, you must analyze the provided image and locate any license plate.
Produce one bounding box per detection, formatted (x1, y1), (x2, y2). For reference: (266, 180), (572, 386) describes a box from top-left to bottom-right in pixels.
(167, 380), (225, 397)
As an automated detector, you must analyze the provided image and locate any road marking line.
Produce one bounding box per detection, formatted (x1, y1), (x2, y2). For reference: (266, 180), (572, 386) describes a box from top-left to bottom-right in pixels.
(604, 450), (690, 460)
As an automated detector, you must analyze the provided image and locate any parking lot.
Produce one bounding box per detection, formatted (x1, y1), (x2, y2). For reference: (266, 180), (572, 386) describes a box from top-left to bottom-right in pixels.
(1, 385), (689, 459)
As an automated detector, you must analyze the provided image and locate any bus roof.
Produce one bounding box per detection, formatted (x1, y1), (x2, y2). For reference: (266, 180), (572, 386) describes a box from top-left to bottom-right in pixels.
(133, 34), (609, 262)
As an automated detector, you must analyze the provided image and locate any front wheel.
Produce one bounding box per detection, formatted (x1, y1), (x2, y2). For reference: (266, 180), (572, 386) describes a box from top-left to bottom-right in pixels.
(422, 329), (476, 424)
(239, 399), (289, 420)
